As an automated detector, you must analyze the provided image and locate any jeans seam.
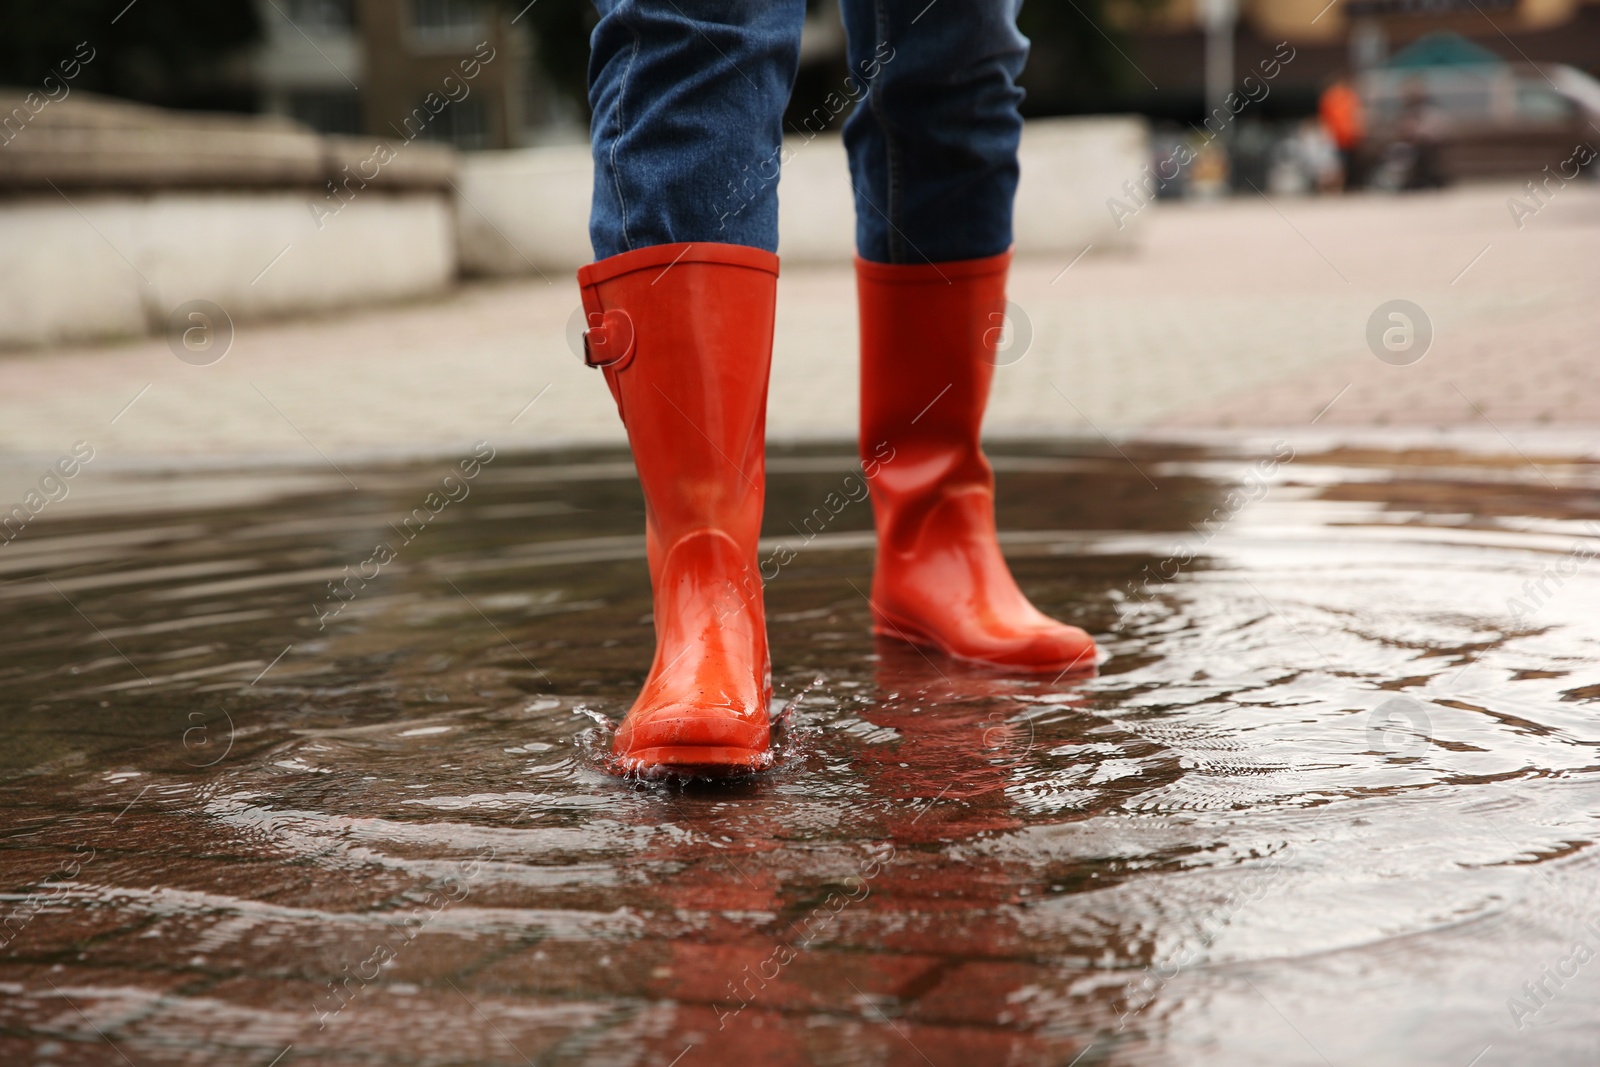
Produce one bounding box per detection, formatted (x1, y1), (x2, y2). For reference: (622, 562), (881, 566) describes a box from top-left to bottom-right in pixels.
(869, 0), (902, 263)
(610, 7), (641, 253)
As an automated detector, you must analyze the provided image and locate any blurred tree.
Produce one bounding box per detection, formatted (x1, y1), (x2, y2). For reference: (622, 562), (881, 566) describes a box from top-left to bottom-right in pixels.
(1018, 0), (1161, 116)
(487, 0), (1153, 128)
(0, 0), (1150, 124)
(497, 0), (595, 120)
(0, 0), (261, 111)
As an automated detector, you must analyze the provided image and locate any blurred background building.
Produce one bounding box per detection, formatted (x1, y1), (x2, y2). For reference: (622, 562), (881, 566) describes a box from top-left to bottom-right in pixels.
(252, 0), (539, 149)
(1023, 0), (1600, 116)
(0, 0), (1595, 349)
(3, 0), (1596, 161)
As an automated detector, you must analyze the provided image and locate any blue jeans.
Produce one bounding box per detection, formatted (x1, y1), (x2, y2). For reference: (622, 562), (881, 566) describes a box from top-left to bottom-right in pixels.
(586, 0), (1027, 265)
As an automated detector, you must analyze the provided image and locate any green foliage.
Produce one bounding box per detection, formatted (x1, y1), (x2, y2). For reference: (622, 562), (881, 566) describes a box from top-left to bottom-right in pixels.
(495, 0), (595, 115)
(1018, 0), (1160, 114)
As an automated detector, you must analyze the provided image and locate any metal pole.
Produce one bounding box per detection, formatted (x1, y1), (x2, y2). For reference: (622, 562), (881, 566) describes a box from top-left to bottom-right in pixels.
(1200, 0), (1237, 123)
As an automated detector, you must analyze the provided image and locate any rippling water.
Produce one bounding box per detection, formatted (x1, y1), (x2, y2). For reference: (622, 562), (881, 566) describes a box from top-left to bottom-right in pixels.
(2, 440), (1598, 1066)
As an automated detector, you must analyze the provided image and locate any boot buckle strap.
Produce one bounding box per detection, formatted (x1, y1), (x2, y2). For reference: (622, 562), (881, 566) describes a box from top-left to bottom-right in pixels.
(582, 308), (636, 370)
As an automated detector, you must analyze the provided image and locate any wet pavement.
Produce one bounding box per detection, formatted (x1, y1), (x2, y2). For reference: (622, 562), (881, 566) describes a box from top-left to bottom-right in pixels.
(2, 438), (1599, 1066)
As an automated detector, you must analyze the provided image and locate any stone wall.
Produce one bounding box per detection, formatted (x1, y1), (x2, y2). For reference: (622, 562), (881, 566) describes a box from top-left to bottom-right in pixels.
(0, 89), (1151, 349)
(456, 116), (1152, 275)
(0, 91), (456, 349)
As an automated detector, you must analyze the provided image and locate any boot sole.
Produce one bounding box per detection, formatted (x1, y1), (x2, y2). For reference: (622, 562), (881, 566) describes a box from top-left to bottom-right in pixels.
(612, 699), (774, 779)
(616, 744), (773, 778)
(871, 607), (1097, 676)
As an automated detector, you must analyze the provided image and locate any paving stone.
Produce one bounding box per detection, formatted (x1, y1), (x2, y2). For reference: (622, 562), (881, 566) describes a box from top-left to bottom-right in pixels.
(0, 183), (1592, 508)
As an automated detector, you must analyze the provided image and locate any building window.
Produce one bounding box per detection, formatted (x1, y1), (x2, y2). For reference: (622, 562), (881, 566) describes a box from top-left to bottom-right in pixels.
(287, 89), (364, 134)
(281, 0), (355, 34)
(411, 96), (489, 149)
(409, 0), (489, 51)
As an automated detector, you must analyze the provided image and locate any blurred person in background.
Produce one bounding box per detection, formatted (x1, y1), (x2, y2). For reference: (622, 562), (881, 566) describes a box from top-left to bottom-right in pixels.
(1318, 73), (1366, 190)
(573, 0), (1096, 777)
(1299, 118), (1344, 194)
(1393, 78), (1448, 190)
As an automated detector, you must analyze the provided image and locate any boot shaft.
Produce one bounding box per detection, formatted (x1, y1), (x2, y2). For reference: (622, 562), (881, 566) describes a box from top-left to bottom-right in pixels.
(579, 243), (779, 572)
(577, 243), (780, 771)
(855, 251), (1012, 553)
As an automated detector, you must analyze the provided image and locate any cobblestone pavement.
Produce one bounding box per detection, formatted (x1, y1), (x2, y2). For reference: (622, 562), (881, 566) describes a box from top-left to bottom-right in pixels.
(0, 181), (1593, 495)
(1156, 187), (1600, 434)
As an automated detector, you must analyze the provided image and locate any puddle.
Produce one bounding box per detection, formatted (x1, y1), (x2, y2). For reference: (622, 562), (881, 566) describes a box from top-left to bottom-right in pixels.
(2, 440), (1599, 1065)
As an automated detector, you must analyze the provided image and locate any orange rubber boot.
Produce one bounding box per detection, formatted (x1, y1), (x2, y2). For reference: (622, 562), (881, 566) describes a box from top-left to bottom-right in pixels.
(577, 243), (778, 774)
(857, 250), (1097, 675)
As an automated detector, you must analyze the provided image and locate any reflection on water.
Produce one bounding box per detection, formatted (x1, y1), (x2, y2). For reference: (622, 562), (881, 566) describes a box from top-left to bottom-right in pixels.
(2, 440), (1599, 1066)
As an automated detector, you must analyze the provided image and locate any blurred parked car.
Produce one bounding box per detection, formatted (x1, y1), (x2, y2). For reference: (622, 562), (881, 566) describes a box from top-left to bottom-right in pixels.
(1359, 32), (1600, 188)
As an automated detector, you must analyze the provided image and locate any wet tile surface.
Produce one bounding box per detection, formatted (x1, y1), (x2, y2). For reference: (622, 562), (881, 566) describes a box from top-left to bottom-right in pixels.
(3, 440), (1599, 1065)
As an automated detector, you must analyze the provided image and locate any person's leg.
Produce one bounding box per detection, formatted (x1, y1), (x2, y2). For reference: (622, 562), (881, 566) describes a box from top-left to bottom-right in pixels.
(841, 0), (1097, 673)
(839, 0), (1026, 264)
(588, 0), (806, 257)
(581, 0), (806, 774)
